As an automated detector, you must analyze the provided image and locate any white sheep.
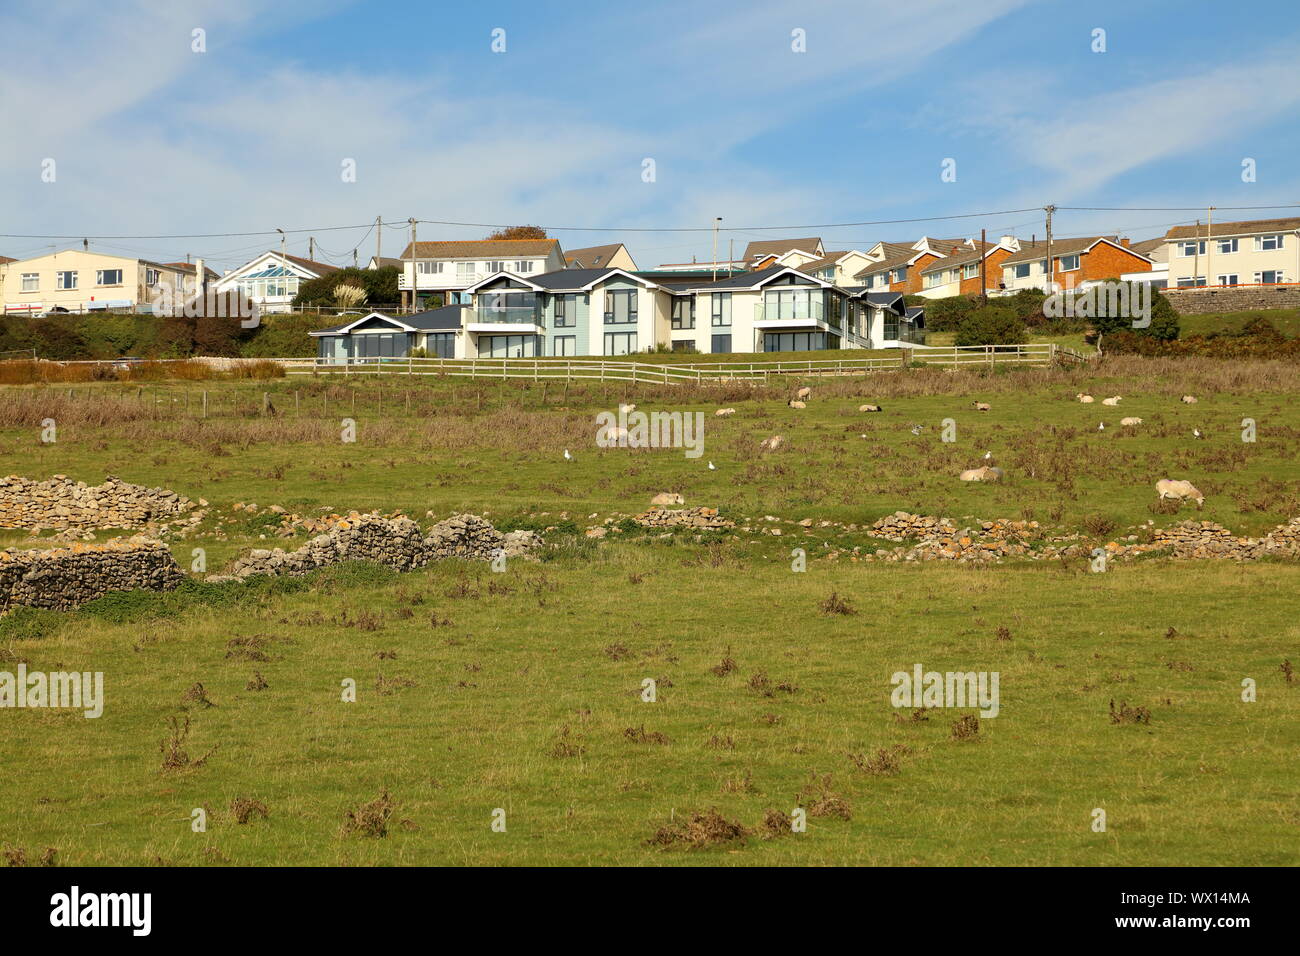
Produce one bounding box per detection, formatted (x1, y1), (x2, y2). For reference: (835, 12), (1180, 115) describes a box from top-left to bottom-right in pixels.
(859, 404), (882, 412)
(959, 465), (1004, 482)
(760, 435), (784, 452)
(1101, 396), (1122, 406)
(650, 492), (684, 506)
(618, 403), (637, 414)
(1181, 395), (1198, 404)
(788, 399), (807, 409)
(1120, 417), (1143, 426)
(1077, 393), (1095, 403)
(795, 386), (811, 401)
(1156, 478), (1205, 509)
(715, 407), (736, 417)
(972, 402), (991, 412)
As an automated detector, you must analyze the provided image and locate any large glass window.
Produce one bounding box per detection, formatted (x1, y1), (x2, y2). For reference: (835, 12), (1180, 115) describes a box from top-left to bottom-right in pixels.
(1256, 270), (1286, 284)
(1059, 254), (1080, 272)
(603, 289), (638, 324)
(711, 292), (731, 327)
(478, 334), (538, 358)
(553, 335), (576, 356)
(552, 294), (575, 327)
(1257, 234), (1284, 251)
(604, 331), (637, 355)
(1180, 241), (1207, 257)
(671, 296), (695, 329)
(763, 331), (828, 352)
(353, 332), (409, 358)
(427, 333), (455, 358)
(1217, 238), (1238, 254)
(56, 271), (77, 289)
(763, 289), (818, 320)
(710, 333), (732, 353)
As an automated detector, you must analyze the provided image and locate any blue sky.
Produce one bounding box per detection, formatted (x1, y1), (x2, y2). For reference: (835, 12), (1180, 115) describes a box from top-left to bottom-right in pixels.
(3, 0), (1300, 273)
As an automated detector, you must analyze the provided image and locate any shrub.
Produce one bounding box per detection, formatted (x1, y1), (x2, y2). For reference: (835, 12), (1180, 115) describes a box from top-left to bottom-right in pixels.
(953, 306), (1028, 347)
(922, 295), (978, 332)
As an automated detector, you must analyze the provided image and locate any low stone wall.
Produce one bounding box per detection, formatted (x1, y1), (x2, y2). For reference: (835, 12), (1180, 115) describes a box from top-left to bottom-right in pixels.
(1163, 286), (1300, 315)
(0, 538), (184, 612)
(634, 507), (735, 530)
(218, 513), (542, 581)
(0, 475), (202, 531)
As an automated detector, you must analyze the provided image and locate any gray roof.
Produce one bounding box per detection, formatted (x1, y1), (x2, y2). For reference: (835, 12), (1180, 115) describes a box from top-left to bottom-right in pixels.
(310, 306), (467, 336)
(742, 237), (822, 260)
(564, 243), (632, 269)
(527, 267), (619, 290)
(687, 265), (792, 291)
(1002, 236), (1122, 266)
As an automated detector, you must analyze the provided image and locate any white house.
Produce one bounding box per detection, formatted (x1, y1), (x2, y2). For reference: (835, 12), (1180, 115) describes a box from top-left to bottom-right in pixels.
(1163, 216), (1300, 288)
(215, 251), (340, 313)
(397, 239), (566, 309)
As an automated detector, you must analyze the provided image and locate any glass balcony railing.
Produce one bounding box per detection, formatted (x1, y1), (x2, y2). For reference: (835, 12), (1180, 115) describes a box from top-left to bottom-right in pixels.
(473, 304), (541, 324)
(754, 297), (826, 323)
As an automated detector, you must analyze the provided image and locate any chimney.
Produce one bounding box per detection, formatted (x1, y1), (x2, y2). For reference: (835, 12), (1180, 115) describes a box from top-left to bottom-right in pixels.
(1120, 238), (1130, 247)
(194, 257), (206, 299)
(1000, 234), (1019, 251)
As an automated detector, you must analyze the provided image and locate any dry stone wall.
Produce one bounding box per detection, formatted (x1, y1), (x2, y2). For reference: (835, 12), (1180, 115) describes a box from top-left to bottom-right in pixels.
(0, 475), (202, 531)
(218, 513), (542, 581)
(0, 538), (184, 612)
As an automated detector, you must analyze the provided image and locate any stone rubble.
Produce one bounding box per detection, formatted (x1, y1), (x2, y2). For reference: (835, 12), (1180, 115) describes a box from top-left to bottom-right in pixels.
(632, 507), (735, 530)
(0, 537), (184, 612)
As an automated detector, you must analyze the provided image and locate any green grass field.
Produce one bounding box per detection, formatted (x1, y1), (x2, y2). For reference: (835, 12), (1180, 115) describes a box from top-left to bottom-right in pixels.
(1, 356), (1298, 865)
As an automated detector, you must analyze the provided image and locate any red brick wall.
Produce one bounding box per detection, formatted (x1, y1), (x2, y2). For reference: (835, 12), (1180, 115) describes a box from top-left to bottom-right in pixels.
(890, 252), (938, 294)
(1059, 242), (1152, 289)
(956, 248), (1014, 294)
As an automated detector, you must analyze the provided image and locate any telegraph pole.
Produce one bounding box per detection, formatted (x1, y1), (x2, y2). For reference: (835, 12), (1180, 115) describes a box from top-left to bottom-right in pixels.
(980, 227), (987, 305)
(1206, 205), (1215, 286)
(712, 217), (722, 282)
(308, 237), (315, 261)
(407, 217), (417, 313)
(1044, 205), (1056, 291)
(376, 216), (382, 260)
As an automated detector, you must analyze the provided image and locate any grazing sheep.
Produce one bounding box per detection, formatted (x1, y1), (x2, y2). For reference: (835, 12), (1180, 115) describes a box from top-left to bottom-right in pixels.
(1156, 478), (1205, 508)
(1120, 417), (1143, 426)
(650, 492), (684, 506)
(759, 435), (784, 452)
(715, 407), (736, 417)
(788, 399), (807, 409)
(859, 404), (882, 412)
(1101, 396), (1122, 406)
(618, 402), (637, 414)
(795, 386), (811, 401)
(959, 465), (1004, 482)
(972, 402), (991, 412)
(607, 425), (629, 442)
(1077, 393), (1095, 403)
(1181, 395), (1198, 404)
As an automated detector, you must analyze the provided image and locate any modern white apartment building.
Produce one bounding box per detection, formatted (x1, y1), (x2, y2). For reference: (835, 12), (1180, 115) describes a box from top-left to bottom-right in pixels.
(396, 239), (567, 308)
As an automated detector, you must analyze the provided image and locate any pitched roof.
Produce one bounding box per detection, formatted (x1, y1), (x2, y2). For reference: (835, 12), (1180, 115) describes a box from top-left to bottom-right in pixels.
(279, 252), (340, 275)
(1001, 236), (1130, 266)
(310, 306), (469, 336)
(854, 250), (923, 278)
(1127, 238), (1165, 257)
(0, 256), (16, 265)
(918, 240), (1003, 273)
(398, 239), (560, 259)
(161, 261), (220, 279)
(1164, 216), (1300, 240)
(368, 256), (404, 269)
(563, 243), (630, 269)
(793, 251), (852, 273)
(742, 237), (822, 260)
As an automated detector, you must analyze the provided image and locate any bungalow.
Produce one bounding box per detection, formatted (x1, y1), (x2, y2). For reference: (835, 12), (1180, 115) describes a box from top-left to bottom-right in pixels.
(214, 250), (340, 313)
(1000, 236), (1152, 293)
(1163, 216), (1300, 288)
(311, 306), (468, 363)
(397, 239), (566, 309)
(563, 243), (637, 270)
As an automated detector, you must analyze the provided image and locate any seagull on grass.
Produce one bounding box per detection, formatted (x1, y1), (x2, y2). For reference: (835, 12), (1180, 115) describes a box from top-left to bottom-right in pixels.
(563, 449), (572, 461)
(1193, 428), (1205, 440)
(1098, 422), (1105, 431)
(707, 461), (716, 470)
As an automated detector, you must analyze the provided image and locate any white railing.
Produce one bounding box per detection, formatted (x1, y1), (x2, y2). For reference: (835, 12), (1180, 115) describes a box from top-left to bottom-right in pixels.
(279, 343), (1087, 383)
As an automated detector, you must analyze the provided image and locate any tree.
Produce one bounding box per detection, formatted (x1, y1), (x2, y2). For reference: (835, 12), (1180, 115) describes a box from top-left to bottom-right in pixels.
(953, 306), (1029, 347)
(293, 267), (398, 308)
(486, 225), (548, 240)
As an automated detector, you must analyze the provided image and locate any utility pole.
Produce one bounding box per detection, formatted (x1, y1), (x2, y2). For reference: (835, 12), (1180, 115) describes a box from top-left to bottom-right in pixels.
(353, 248), (358, 268)
(711, 218), (722, 282)
(276, 228), (286, 260)
(83, 237), (88, 252)
(376, 216), (382, 260)
(407, 217), (417, 313)
(1193, 219), (1201, 282)
(980, 227), (987, 305)
(1043, 205), (1056, 292)
(308, 237), (315, 261)
(728, 238), (734, 276)
(1206, 205), (1215, 286)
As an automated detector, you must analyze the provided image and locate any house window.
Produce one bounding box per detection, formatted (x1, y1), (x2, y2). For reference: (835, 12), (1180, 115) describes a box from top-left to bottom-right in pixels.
(671, 296), (695, 329)
(1013, 263), (1031, 279)
(553, 334), (576, 356)
(1059, 254), (1080, 272)
(893, 267), (907, 282)
(20, 273), (38, 292)
(1217, 238), (1238, 254)
(603, 289), (638, 324)
(1255, 270), (1286, 284)
(603, 331), (637, 355)
(478, 334), (538, 358)
(353, 332), (410, 358)
(923, 272), (942, 289)
(710, 333), (731, 353)
(516, 260), (535, 273)
(763, 331), (828, 352)
(1179, 241), (1207, 257)
(1217, 274), (1239, 286)
(963, 263), (979, 279)
(96, 269), (123, 285)
(146, 269), (161, 286)
(711, 292), (732, 327)
(455, 262), (476, 280)
(1176, 277), (1207, 288)
(56, 271), (77, 289)
(417, 261), (443, 274)
(426, 333), (455, 358)
(1256, 234), (1284, 251)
